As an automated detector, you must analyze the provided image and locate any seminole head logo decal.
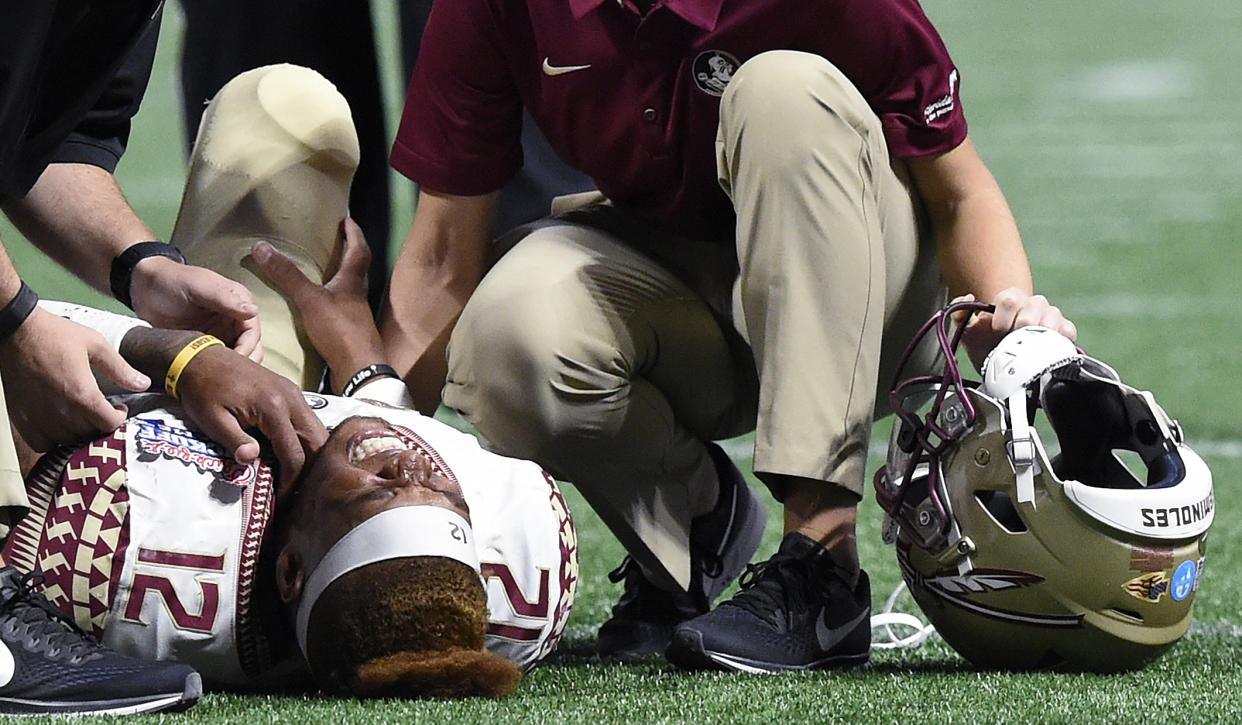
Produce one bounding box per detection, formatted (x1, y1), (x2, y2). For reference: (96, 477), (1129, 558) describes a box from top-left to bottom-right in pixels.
(693, 50), (740, 96)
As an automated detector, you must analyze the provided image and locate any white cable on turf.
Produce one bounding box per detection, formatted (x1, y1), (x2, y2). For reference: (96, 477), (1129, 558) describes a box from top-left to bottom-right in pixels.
(869, 579), (937, 650)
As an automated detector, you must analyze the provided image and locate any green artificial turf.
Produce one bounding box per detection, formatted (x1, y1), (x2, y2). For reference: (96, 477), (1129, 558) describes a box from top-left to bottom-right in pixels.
(5, 0), (1240, 722)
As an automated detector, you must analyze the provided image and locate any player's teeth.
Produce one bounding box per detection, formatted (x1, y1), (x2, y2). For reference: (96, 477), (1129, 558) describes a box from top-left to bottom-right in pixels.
(349, 435), (408, 464)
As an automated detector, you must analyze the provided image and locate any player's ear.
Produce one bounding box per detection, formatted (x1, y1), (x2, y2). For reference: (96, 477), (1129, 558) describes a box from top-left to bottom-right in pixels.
(275, 543), (306, 604)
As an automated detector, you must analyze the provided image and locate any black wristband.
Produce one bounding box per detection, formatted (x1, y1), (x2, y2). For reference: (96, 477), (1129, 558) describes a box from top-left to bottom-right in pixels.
(0, 281), (39, 342)
(110, 241), (186, 310)
(341, 364), (400, 397)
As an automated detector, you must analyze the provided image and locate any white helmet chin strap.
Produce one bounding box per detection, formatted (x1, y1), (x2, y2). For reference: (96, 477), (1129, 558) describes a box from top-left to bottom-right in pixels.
(1005, 392), (1038, 506)
(979, 325), (1086, 507)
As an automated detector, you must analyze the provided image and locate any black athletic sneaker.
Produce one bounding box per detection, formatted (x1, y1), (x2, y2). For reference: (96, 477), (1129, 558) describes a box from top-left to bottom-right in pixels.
(596, 556), (704, 661)
(666, 532), (871, 673)
(0, 567), (202, 715)
(597, 443), (766, 660)
(688, 442), (767, 611)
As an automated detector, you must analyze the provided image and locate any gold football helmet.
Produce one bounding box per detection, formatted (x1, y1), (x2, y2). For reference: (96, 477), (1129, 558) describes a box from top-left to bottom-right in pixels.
(874, 302), (1212, 671)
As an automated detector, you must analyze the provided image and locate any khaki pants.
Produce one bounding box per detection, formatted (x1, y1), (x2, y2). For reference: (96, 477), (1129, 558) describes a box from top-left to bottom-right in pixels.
(444, 51), (946, 593)
(0, 64), (357, 539)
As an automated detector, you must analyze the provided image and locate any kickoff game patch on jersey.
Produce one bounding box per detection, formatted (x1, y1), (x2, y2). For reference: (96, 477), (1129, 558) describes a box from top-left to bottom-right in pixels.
(132, 418), (258, 487)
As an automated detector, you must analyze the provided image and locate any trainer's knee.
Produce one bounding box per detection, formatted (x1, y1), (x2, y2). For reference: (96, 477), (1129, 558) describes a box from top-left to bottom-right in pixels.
(721, 51), (881, 164)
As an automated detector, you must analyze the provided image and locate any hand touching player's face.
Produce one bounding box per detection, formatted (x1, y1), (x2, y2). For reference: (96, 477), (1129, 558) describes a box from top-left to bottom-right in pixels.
(289, 416), (470, 565)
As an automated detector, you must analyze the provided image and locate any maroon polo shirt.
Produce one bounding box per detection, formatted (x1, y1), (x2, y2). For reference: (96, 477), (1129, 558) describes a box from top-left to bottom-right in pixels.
(392, 0), (968, 241)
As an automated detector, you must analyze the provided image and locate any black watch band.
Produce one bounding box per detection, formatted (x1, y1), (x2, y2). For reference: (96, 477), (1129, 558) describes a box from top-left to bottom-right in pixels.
(110, 241), (186, 310)
(0, 281), (39, 342)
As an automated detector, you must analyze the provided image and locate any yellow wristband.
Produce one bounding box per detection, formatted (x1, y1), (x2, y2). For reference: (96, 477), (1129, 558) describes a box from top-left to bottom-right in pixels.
(164, 335), (225, 399)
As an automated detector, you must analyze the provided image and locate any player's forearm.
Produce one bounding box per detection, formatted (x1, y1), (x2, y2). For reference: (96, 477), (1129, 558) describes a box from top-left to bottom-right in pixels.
(1, 162), (156, 294)
(42, 295), (198, 396)
(36, 300), (238, 399)
(379, 241), (456, 412)
(117, 326), (209, 392)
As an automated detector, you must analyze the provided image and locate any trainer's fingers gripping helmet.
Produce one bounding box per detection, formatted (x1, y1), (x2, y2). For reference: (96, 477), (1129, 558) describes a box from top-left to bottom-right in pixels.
(873, 302), (1212, 672)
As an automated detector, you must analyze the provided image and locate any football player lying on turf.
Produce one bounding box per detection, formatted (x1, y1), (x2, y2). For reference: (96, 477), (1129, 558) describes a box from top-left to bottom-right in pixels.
(0, 63), (577, 698)
(3, 224), (577, 698)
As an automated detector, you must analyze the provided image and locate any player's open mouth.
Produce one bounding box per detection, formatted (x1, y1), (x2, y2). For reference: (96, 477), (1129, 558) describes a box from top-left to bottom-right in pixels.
(348, 430), (411, 464)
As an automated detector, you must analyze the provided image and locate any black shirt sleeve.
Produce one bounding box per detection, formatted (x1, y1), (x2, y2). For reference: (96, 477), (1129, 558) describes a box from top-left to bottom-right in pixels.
(49, 10), (161, 173)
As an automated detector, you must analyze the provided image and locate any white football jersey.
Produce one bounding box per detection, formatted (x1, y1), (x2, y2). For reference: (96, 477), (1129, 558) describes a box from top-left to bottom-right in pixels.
(1, 392), (578, 685)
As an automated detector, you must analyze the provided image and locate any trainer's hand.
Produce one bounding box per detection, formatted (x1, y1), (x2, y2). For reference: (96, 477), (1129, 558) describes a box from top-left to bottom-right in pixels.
(954, 288), (1078, 369)
(174, 344), (327, 498)
(0, 308), (149, 451)
(129, 256), (263, 361)
(250, 218), (385, 392)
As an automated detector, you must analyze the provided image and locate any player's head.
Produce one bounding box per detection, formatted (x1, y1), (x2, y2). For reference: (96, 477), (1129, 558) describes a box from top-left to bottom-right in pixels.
(277, 416), (471, 567)
(296, 556), (521, 698)
(274, 416), (521, 697)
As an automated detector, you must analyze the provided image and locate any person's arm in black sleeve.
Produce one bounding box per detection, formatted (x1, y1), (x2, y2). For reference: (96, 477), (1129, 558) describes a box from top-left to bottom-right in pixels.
(3, 9), (263, 358)
(50, 11), (160, 172)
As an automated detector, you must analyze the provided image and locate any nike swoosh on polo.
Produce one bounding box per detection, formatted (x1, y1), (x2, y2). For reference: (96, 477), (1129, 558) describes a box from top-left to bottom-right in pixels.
(0, 639), (14, 687)
(814, 606), (869, 653)
(542, 58), (592, 76)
